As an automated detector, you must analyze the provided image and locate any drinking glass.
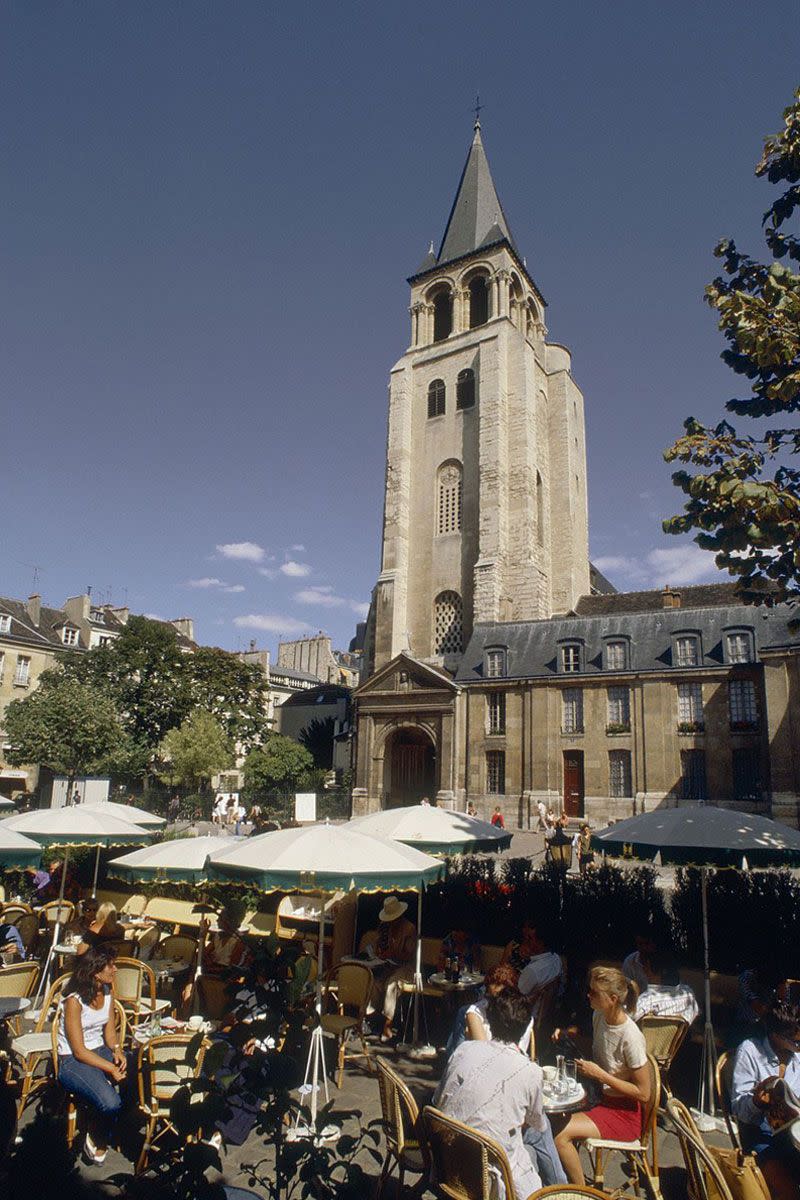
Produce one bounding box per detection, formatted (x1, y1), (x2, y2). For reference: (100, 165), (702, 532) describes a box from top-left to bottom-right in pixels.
(565, 1060), (577, 1092)
(555, 1054), (566, 1097)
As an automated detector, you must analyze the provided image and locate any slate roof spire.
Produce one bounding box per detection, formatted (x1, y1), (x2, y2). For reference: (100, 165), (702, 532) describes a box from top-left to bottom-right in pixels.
(436, 121), (516, 267)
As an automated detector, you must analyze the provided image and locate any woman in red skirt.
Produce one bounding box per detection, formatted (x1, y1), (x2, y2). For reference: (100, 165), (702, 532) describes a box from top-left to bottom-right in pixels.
(554, 965), (651, 1186)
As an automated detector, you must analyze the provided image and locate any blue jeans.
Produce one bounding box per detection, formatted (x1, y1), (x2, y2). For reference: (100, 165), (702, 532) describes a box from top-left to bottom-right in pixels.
(58, 1045), (123, 1136)
(523, 1120), (568, 1186)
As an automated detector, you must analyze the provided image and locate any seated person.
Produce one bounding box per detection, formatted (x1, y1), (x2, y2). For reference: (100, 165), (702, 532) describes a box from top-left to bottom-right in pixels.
(365, 895), (416, 1042)
(516, 926), (563, 1025)
(634, 949), (699, 1025)
(446, 963), (521, 1054)
(438, 924), (480, 973)
(67, 897), (98, 939)
(76, 902), (126, 955)
(435, 989), (557, 1199)
(502, 919), (547, 973)
(0, 921), (25, 961)
(554, 966), (650, 1187)
(732, 999), (800, 1200)
(202, 903), (252, 977)
(56, 946), (128, 1165)
(621, 929), (659, 993)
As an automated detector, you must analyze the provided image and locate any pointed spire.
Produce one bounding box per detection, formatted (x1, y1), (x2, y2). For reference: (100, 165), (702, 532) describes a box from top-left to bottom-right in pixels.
(436, 123), (516, 267)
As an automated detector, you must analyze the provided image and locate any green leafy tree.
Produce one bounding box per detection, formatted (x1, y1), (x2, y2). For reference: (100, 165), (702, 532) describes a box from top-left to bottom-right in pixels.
(187, 646), (270, 752)
(243, 735), (314, 794)
(664, 88), (800, 604)
(4, 672), (125, 799)
(159, 710), (233, 793)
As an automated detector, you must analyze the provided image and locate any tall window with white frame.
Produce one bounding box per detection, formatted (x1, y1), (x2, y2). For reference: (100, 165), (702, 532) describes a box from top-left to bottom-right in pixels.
(561, 644), (581, 673)
(486, 750), (505, 795)
(562, 688), (583, 734)
(14, 656), (31, 687)
(62, 627), (79, 646)
(485, 648), (506, 678)
(0, 614), (10, 634)
(605, 640), (627, 671)
(437, 462), (463, 535)
(677, 682), (704, 730)
(729, 679), (758, 728)
(726, 631), (752, 664)
(607, 686), (630, 730)
(609, 749), (632, 798)
(674, 634), (699, 667)
(487, 692), (506, 735)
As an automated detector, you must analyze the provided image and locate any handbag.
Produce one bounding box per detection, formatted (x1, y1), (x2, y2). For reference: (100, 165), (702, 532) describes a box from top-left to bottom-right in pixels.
(706, 1144), (771, 1200)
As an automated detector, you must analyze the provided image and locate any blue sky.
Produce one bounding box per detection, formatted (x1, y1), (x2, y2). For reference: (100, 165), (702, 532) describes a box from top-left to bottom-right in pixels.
(3, 2), (799, 655)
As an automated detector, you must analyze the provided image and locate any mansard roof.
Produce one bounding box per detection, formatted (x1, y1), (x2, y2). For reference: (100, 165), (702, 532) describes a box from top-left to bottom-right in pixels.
(456, 589), (799, 682)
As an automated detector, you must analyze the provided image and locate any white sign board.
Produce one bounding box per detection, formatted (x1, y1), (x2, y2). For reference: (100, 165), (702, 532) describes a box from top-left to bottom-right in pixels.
(51, 777), (110, 809)
(294, 792), (317, 823)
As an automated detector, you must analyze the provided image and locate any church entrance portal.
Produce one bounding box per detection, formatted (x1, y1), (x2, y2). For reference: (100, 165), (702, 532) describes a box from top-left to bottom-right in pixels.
(385, 728), (437, 808)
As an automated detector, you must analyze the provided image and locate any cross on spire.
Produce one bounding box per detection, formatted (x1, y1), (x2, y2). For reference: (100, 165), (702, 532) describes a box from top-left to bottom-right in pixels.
(473, 94), (483, 129)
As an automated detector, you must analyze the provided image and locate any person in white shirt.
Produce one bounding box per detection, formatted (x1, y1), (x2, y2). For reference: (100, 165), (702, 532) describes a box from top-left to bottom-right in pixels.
(621, 931), (658, 994)
(732, 1001), (800, 1200)
(634, 951), (699, 1025)
(434, 990), (549, 1200)
(554, 966), (650, 1187)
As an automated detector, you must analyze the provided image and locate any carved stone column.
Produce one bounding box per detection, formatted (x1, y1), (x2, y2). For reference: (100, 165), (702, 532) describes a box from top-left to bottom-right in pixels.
(495, 270), (510, 318)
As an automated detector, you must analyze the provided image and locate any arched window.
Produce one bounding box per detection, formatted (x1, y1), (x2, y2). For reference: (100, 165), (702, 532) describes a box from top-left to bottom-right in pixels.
(432, 290), (452, 342)
(437, 461), (462, 535)
(434, 591), (463, 655)
(456, 368), (476, 410)
(536, 470), (544, 546)
(427, 378), (446, 418)
(469, 275), (489, 327)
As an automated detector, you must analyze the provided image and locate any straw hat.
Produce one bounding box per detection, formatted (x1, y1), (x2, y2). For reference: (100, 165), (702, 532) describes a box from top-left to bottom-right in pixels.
(378, 896), (408, 923)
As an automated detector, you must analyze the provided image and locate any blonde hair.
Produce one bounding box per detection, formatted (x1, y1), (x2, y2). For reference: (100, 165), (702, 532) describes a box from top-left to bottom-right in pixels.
(590, 965), (639, 1014)
(95, 902), (118, 928)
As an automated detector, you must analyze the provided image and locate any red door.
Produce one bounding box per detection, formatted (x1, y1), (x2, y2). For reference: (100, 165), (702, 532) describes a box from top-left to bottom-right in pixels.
(563, 751), (584, 818)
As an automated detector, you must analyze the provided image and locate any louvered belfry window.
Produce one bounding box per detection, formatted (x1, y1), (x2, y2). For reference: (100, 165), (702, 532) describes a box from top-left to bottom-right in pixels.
(434, 591), (463, 655)
(437, 461), (463, 535)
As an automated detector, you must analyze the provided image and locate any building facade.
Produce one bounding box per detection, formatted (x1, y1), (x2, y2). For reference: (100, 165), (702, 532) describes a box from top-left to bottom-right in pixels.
(353, 125), (800, 826)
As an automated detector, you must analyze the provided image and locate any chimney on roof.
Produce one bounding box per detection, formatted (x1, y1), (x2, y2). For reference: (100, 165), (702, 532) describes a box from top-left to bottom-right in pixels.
(249, 639), (256, 652)
(662, 586), (681, 609)
(26, 594), (41, 627)
(171, 617), (194, 642)
(108, 605), (129, 624)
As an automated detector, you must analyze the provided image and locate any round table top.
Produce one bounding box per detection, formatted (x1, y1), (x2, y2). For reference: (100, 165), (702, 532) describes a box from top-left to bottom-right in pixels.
(54, 943), (79, 955)
(542, 1080), (586, 1113)
(0, 996), (31, 1019)
(428, 971), (484, 991)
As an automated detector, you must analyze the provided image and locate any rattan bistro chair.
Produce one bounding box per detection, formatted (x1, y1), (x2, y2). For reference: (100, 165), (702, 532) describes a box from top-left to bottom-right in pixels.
(584, 1054), (663, 1199)
(114, 957), (171, 1031)
(375, 1056), (428, 1197)
(422, 1104), (520, 1200)
(530, 1187), (615, 1199)
(664, 1096), (737, 1200)
(636, 1014), (690, 1098)
(714, 1051), (734, 1129)
(320, 962), (373, 1088)
(8, 973), (69, 1118)
(136, 1033), (209, 1172)
(0, 961), (40, 1036)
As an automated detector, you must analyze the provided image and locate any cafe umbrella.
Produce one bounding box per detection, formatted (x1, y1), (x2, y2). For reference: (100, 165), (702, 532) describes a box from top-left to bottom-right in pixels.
(108, 835), (232, 885)
(348, 805), (512, 1054)
(79, 801), (166, 897)
(0, 825), (42, 869)
(591, 804), (800, 1126)
(209, 822), (442, 1133)
(2, 806), (151, 1003)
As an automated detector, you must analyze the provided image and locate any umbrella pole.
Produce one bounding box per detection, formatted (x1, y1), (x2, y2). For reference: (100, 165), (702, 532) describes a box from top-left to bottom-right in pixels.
(399, 888), (434, 1057)
(91, 845), (101, 899)
(696, 866), (719, 1127)
(295, 898), (330, 1135)
(33, 845), (71, 1010)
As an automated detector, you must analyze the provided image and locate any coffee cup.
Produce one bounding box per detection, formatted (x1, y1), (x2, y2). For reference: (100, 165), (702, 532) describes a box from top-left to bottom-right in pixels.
(188, 1015), (204, 1031)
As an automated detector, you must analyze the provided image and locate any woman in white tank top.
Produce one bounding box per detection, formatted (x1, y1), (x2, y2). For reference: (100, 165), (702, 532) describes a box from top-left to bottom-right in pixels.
(57, 945), (127, 1165)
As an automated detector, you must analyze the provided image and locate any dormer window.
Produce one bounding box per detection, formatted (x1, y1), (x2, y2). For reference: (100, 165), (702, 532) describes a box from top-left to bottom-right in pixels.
(485, 647), (506, 678)
(0, 615), (10, 634)
(725, 629), (754, 665)
(560, 642), (583, 673)
(90, 609), (106, 625)
(62, 627), (79, 646)
(427, 378), (446, 418)
(673, 634), (700, 668)
(604, 639), (628, 671)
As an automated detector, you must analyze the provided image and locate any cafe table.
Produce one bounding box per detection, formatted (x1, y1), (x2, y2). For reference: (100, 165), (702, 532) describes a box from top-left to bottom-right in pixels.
(542, 1079), (586, 1114)
(427, 970), (484, 992)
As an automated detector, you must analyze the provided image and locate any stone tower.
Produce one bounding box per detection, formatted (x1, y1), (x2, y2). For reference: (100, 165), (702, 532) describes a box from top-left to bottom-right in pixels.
(371, 122), (590, 672)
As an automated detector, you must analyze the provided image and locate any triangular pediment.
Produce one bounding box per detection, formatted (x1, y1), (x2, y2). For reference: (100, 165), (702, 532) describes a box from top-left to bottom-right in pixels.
(355, 652), (459, 697)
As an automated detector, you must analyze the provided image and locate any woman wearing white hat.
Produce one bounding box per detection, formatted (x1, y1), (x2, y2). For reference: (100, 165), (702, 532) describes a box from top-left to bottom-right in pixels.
(370, 896), (416, 1042)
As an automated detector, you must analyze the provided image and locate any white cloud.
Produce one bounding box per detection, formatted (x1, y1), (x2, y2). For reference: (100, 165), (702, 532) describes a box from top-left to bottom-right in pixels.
(257, 567), (278, 579)
(216, 541), (265, 563)
(594, 543), (719, 589)
(233, 613), (312, 635)
(187, 577), (226, 589)
(295, 586), (345, 608)
(351, 602), (370, 619)
(280, 560), (312, 577)
(290, 544), (306, 552)
(222, 584), (245, 594)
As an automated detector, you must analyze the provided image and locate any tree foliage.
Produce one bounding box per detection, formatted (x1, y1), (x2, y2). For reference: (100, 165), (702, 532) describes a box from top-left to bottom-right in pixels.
(159, 710), (233, 792)
(298, 716), (336, 769)
(4, 672), (124, 784)
(243, 735), (314, 794)
(664, 88), (800, 603)
(186, 646), (270, 750)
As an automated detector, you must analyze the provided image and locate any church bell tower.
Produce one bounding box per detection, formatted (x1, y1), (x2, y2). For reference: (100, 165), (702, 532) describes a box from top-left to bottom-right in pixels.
(371, 121), (590, 672)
